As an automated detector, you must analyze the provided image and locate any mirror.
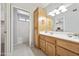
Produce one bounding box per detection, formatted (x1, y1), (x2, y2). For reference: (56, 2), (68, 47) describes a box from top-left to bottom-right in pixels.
(46, 3), (79, 32)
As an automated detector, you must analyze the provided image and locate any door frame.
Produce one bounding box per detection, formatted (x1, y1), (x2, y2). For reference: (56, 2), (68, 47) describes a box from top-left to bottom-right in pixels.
(4, 3), (11, 56)
(0, 3), (1, 55)
(10, 4), (32, 55)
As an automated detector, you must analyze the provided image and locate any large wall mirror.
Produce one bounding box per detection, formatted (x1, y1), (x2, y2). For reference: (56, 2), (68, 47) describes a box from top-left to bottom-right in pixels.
(46, 3), (79, 32)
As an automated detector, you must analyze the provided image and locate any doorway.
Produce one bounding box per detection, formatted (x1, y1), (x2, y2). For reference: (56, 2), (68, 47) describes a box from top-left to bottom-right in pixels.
(12, 7), (31, 55)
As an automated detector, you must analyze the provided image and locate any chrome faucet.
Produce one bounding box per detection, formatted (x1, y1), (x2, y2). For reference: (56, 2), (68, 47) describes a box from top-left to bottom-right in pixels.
(73, 33), (79, 36)
(72, 33), (79, 38)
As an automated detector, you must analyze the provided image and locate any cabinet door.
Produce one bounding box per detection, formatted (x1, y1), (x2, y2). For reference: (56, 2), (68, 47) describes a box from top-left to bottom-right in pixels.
(40, 39), (46, 52)
(56, 46), (78, 56)
(57, 39), (79, 54)
(34, 30), (39, 48)
(46, 42), (55, 56)
(34, 10), (38, 28)
(34, 9), (39, 48)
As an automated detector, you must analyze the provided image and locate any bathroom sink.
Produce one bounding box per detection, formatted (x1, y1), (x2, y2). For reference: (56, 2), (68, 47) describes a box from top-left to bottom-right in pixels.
(67, 34), (79, 39)
(49, 32), (53, 35)
(44, 31), (53, 35)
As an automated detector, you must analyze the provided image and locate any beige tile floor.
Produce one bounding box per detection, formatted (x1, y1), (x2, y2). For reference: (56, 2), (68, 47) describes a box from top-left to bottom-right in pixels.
(13, 43), (46, 56)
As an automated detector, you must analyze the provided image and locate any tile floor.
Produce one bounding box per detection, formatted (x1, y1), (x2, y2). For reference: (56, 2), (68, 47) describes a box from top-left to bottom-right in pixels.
(13, 43), (46, 56)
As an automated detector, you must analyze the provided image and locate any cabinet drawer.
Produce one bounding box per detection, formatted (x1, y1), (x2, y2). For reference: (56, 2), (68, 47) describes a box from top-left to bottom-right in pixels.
(57, 39), (79, 54)
(40, 35), (46, 40)
(56, 46), (78, 56)
(34, 30), (39, 48)
(45, 36), (55, 44)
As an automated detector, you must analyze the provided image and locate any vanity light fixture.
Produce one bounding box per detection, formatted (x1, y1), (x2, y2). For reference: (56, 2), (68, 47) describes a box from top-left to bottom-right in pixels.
(48, 4), (72, 16)
(48, 11), (55, 16)
(48, 13), (55, 16)
(51, 13), (55, 16)
(48, 9), (60, 16)
(55, 10), (60, 14)
(48, 9), (61, 16)
(61, 8), (68, 12)
(58, 5), (65, 10)
(26, 19), (30, 21)
(48, 4), (72, 17)
(52, 9), (60, 15)
(58, 5), (68, 13)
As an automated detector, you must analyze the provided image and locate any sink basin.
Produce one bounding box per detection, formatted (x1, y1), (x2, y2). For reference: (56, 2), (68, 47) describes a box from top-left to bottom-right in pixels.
(44, 31), (53, 35)
(67, 34), (79, 39)
(49, 32), (53, 35)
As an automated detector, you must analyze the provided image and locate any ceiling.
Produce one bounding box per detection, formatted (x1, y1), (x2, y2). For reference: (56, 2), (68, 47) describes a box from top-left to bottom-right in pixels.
(11, 3), (49, 13)
(11, 3), (74, 14)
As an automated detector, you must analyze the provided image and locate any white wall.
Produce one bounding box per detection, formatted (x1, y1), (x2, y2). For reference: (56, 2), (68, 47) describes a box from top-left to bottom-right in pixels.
(5, 3), (11, 56)
(1, 3), (6, 44)
(0, 3), (11, 55)
(45, 3), (79, 32)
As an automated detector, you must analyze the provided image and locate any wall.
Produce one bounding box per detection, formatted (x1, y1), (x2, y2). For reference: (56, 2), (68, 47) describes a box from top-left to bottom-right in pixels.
(0, 3), (11, 55)
(1, 3), (6, 44)
(0, 3), (1, 55)
(45, 3), (79, 32)
(65, 4), (79, 32)
(5, 3), (11, 56)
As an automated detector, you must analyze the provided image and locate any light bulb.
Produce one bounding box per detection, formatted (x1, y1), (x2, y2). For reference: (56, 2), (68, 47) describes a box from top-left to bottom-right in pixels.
(48, 12), (55, 16)
(58, 5), (68, 13)
(55, 10), (60, 14)
(51, 13), (55, 16)
(61, 8), (68, 12)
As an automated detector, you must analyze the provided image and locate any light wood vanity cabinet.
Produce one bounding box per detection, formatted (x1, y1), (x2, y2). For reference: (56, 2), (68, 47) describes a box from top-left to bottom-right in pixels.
(56, 39), (79, 56)
(39, 34), (79, 56)
(45, 36), (55, 44)
(34, 7), (46, 48)
(40, 39), (46, 52)
(45, 36), (56, 55)
(40, 35), (56, 56)
(34, 8), (39, 48)
(56, 46), (78, 56)
(46, 42), (55, 56)
(40, 35), (46, 52)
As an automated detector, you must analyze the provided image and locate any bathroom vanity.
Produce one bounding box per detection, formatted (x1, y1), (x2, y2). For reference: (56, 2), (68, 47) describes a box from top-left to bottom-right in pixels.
(33, 7), (79, 56)
(39, 32), (79, 56)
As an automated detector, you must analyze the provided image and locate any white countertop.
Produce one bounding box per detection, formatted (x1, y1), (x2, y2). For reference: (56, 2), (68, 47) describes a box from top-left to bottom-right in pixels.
(39, 32), (79, 43)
